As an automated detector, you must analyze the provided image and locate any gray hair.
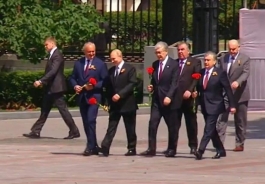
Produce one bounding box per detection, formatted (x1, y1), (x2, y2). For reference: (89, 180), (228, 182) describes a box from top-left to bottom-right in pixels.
(82, 42), (96, 51)
(154, 41), (168, 51)
(228, 39), (240, 47)
(204, 51), (217, 61)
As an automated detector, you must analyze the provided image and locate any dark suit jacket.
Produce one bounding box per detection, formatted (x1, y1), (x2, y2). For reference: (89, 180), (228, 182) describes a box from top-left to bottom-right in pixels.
(40, 48), (67, 94)
(104, 63), (138, 113)
(69, 56), (108, 105)
(89, 22), (111, 52)
(175, 57), (201, 108)
(197, 67), (235, 115)
(151, 57), (179, 110)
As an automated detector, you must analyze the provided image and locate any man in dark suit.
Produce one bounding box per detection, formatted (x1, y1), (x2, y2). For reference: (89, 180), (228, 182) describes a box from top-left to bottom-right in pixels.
(98, 49), (138, 157)
(23, 37), (80, 139)
(69, 42), (108, 156)
(140, 41), (179, 157)
(193, 51), (236, 160)
(217, 39), (250, 152)
(172, 42), (201, 154)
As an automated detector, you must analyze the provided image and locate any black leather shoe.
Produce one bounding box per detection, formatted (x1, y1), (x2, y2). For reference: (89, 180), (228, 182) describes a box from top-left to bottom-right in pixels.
(194, 150), (203, 160)
(125, 149), (136, 156)
(212, 152), (226, 159)
(165, 149), (176, 157)
(140, 149), (156, 157)
(23, 132), (40, 138)
(83, 148), (99, 156)
(64, 132), (80, 139)
(162, 149), (169, 155)
(97, 147), (109, 157)
(190, 148), (196, 154)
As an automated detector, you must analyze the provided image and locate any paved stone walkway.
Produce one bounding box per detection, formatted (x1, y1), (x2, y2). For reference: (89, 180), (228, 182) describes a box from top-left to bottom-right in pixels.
(1, 113), (265, 183)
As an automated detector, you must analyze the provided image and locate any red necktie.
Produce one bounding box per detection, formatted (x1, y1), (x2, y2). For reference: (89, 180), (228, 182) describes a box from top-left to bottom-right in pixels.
(179, 60), (184, 74)
(158, 62), (163, 80)
(203, 71), (209, 89)
(84, 60), (90, 75)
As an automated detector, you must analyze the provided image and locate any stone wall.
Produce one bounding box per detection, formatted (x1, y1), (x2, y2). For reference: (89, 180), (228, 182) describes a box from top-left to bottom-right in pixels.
(0, 54), (144, 73)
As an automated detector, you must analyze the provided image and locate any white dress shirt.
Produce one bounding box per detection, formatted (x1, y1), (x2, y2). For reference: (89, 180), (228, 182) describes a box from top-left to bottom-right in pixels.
(115, 60), (125, 76)
(158, 55), (169, 79)
(179, 58), (187, 74)
(203, 67), (214, 86)
(227, 53), (239, 73)
(84, 58), (93, 71)
(49, 47), (57, 59)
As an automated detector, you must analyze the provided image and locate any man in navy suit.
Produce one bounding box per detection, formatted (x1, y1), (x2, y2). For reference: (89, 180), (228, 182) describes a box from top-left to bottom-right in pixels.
(193, 51), (236, 160)
(69, 42), (108, 156)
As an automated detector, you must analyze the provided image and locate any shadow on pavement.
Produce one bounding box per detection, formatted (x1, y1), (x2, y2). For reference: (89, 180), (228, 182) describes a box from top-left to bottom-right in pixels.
(227, 118), (265, 139)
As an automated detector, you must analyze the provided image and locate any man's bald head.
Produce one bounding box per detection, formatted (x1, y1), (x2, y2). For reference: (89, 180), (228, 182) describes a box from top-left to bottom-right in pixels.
(228, 39), (240, 57)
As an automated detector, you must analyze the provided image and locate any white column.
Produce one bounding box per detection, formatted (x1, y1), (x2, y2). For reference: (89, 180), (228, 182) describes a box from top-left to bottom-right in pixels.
(105, 0), (122, 12)
(130, 0), (141, 11)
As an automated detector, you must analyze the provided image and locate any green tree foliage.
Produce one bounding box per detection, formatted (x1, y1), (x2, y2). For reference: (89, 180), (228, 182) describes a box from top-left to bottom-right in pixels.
(0, 0), (105, 63)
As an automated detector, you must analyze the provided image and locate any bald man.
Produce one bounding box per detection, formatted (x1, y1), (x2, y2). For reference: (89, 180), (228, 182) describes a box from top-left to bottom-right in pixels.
(98, 49), (138, 157)
(69, 42), (108, 156)
(217, 39), (250, 151)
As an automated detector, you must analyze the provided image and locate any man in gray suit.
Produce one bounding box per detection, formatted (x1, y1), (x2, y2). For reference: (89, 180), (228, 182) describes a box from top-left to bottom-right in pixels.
(217, 39), (250, 151)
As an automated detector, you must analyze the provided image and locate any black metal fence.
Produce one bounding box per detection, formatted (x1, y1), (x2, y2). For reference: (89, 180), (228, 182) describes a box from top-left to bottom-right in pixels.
(64, 0), (258, 61)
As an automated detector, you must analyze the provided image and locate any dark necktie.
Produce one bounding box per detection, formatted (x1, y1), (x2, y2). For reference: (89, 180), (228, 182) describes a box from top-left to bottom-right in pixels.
(84, 60), (90, 75)
(114, 66), (119, 82)
(228, 56), (234, 75)
(158, 62), (163, 80)
(203, 70), (209, 89)
(179, 60), (184, 74)
(115, 66), (119, 77)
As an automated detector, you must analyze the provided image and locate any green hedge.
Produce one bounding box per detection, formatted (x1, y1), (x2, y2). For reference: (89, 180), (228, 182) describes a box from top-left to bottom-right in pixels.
(0, 69), (143, 110)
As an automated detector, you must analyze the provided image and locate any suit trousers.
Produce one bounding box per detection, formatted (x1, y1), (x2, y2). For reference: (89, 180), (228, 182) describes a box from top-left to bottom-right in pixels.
(177, 99), (198, 148)
(148, 103), (180, 151)
(199, 113), (225, 153)
(31, 92), (78, 134)
(101, 111), (137, 150)
(216, 101), (248, 146)
(79, 103), (99, 150)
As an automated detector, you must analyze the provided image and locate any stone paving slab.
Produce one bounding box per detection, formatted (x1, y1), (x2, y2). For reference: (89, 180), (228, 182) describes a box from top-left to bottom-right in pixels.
(0, 106), (265, 120)
(0, 107), (150, 120)
(0, 113), (265, 183)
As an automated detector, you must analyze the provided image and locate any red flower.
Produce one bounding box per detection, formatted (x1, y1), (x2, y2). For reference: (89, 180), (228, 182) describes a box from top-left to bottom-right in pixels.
(192, 73), (201, 80)
(88, 97), (97, 105)
(146, 67), (154, 75)
(88, 78), (97, 86)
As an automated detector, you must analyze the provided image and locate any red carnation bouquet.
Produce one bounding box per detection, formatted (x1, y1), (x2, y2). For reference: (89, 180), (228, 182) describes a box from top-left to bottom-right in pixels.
(146, 66), (154, 104)
(88, 97), (109, 112)
(191, 73), (201, 113)
(68, 78), (97, 102)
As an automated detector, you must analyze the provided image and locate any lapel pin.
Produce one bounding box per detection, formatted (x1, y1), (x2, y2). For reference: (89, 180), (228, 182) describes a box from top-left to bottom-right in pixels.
(120, 68), (126, 73)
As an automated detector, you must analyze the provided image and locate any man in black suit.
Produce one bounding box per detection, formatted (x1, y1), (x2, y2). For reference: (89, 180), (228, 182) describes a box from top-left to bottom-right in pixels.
(140, 41), (179, 157)
(98, 49), (138, 157)
(23, 37), (80, 139)
(193, 51), (236, 160)
(172, 42), (201, 154)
